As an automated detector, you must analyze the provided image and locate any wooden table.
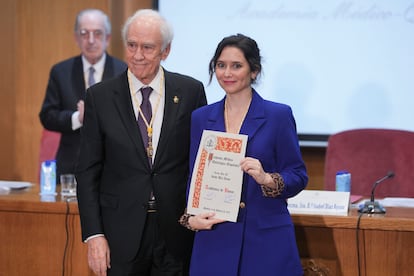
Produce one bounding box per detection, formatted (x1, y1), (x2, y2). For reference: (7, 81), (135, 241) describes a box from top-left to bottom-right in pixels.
(1, 186), (413, 275)
(0, 185), (92, 276)
(293, 206), (414, 275)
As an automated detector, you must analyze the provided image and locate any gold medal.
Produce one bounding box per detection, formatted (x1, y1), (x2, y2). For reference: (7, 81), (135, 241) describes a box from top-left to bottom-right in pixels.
(147, 141), (153, 158)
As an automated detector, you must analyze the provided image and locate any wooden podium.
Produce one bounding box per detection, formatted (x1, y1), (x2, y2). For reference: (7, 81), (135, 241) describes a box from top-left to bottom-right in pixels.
(1, 186), (413, 276)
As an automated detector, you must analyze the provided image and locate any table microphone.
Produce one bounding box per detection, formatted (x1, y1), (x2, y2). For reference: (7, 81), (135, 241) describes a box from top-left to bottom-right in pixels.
(358, 171), (395, 214)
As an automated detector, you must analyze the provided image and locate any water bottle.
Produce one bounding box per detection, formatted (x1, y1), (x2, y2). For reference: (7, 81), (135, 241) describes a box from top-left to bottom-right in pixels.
(40, 160), (56, 195)
(336, 171), (351, 192)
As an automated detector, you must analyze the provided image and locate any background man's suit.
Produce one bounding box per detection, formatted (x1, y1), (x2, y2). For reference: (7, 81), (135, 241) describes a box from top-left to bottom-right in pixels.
(39, 54), (126, 178)
(76, 69), (207, 264)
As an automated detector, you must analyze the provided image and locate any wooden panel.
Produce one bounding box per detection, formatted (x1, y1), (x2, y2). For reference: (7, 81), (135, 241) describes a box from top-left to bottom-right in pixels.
(363, 230), (414, 276)
(296, 226), (359, 275)
(0, 0), (17, 180)
(293, 208), (414, 276)
(0, 186), (92, 275)
(0, 210), (92, 276)
(301, 147), (326, 191)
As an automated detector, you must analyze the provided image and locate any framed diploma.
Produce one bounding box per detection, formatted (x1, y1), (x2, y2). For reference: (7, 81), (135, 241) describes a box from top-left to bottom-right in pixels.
(187, 130), (248, 222)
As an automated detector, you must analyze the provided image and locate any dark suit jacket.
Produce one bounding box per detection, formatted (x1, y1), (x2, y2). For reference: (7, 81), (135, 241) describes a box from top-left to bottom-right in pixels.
(75, 69), (207, 263)
(39, 54), (127, 178)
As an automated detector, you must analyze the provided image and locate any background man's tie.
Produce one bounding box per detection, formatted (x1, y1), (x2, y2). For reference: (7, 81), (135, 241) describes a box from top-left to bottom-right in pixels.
(88, 66), (96, 87)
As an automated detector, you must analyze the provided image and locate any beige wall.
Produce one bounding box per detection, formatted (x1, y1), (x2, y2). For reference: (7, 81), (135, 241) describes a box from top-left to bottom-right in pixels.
(0, 0), (325, 189)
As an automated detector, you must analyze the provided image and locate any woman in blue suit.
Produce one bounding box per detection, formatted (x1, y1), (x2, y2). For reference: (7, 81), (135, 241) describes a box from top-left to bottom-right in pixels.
(180, 34), (308, 275)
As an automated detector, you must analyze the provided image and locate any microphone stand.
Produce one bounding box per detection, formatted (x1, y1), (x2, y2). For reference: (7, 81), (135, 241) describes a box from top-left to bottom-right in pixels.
(359, 172), (395, 214)
(359, 198), (386, 214)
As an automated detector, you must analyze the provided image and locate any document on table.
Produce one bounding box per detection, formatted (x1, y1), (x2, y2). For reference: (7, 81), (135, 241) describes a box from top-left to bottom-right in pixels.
(187, 130), (248, 222)
(378, 197), (414, 208)
(0, 180), (32, 191)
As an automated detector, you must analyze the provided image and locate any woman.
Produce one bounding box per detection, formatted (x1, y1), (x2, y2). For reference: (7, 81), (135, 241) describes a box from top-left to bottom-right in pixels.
(180, 34), (308, 275)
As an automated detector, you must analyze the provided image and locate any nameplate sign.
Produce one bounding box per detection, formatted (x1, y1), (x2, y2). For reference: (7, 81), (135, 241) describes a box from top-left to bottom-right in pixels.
(287, 190), (350, 216)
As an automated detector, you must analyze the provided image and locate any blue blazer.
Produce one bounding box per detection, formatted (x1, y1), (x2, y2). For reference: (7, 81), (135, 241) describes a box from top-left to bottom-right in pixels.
(188, 90), (307, 276)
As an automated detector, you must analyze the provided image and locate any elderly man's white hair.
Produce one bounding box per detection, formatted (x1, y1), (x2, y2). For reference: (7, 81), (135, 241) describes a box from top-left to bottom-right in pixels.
(121, 9), (174, 51)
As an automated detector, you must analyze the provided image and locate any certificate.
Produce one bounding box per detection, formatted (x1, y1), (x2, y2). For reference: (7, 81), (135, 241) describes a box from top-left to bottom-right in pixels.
(187, 130), (247, 222)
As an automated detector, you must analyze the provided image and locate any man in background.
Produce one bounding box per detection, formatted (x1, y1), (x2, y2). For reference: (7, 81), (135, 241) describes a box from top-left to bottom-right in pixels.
(39, 8), (127, 180)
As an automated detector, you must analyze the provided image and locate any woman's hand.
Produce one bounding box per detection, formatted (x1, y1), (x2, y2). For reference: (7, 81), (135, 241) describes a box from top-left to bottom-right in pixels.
(188, 212), (225, 231)
(240, 157), (274, 187)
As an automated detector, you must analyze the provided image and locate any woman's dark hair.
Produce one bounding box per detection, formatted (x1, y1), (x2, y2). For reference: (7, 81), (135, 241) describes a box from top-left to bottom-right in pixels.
(208, 33), (262, 84)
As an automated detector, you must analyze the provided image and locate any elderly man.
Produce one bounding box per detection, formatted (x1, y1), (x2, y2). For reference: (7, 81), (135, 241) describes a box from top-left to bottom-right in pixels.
(76, 9), (207, 276)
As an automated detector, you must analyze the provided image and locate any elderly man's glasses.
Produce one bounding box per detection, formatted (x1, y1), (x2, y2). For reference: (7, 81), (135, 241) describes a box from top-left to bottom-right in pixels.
(78, 29), (105, 40)
(126, 41), (159, 56)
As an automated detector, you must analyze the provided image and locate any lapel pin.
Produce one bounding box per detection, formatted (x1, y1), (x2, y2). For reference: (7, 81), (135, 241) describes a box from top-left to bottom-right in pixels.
(173, 96), (179, 104)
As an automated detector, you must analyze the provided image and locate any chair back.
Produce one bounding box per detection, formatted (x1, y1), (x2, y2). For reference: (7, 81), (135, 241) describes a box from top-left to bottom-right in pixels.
(324, 128), (414, 197)
(38, 129), (60, 179)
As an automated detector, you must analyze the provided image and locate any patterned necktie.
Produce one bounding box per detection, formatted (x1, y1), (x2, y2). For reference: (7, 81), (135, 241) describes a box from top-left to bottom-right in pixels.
(138, 86), (153, 165)
(88, 67), (96, 87)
